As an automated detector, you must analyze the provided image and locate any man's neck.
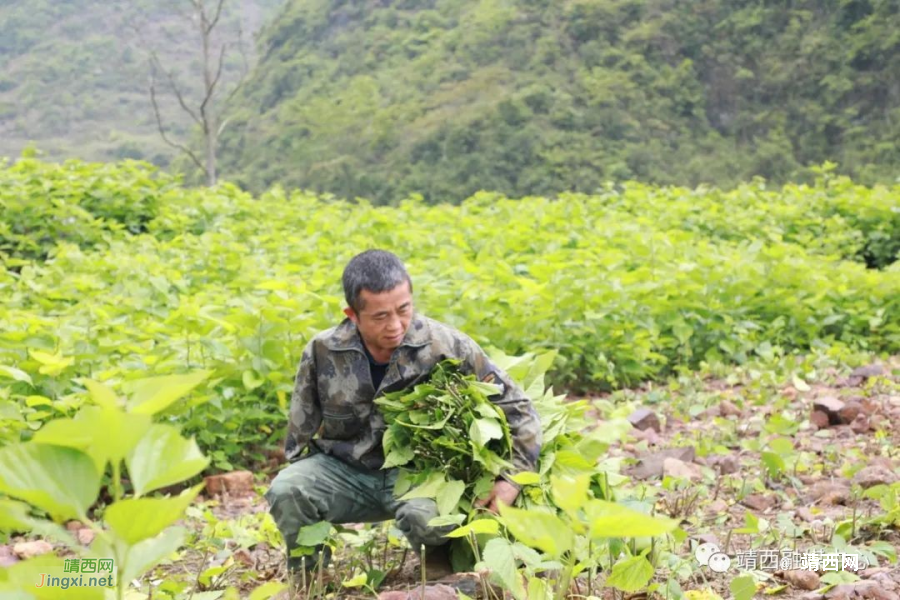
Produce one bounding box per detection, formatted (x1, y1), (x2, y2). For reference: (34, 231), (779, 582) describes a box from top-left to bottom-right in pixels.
(368, 346), (392, 364)
(359, 334), (392, 364)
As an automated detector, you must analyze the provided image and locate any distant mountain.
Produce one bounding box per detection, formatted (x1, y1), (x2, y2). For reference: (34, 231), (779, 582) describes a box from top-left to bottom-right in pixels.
(219, 0), (900, 202)
(0, 0), (282, 165)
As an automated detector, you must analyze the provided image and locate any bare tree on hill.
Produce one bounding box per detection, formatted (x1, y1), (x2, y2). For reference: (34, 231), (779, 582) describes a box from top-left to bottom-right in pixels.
(145, 0), (249, 186)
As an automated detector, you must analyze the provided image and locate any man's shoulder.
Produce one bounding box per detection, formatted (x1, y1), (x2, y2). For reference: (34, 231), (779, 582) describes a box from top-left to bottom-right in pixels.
(308, 318), (358, 352)
(416, 314), (478, 353)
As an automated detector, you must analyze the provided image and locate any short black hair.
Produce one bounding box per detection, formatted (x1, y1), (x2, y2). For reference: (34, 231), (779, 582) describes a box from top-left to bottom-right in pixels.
(342, 250), (413, 312)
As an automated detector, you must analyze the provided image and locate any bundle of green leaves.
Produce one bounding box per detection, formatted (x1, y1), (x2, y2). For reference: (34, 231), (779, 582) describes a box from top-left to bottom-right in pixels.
(375, 359), (514, 513)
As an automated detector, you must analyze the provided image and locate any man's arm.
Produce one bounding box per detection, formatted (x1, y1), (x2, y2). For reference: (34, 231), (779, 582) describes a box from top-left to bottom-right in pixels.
(461, 337), (542, 511)
(284, 340), (323, 462)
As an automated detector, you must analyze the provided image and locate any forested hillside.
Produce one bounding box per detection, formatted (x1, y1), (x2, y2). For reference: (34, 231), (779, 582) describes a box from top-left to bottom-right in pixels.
(220, 0), (900, 202)
(0, 0), (282, 165)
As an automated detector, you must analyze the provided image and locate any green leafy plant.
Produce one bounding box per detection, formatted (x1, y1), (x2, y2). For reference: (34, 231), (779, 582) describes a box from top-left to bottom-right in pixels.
(0, 371), (212, 600)
(376, 359), (514, 517)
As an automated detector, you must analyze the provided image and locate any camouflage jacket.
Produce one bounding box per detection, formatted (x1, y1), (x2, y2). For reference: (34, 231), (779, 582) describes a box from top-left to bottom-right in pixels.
(284, 312), (542, 474)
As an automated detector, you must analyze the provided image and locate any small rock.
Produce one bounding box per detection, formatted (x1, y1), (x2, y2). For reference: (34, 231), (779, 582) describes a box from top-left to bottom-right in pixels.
(871, 574), (899, 591)
(860, 567), (892, 579)
(408, 584), (462, 600)
(850, 414), (870, 434)
(838, 401), (863, 424)
(13, 540), (53, 559)
(782, 386), (799, 401)
(233, 548), (254, 567)
(741, 493), (778, 512)
(784, 569), (821, 590)
(810, 410), (831, 429)
(663, 457), (703, 481)
(76, 529), (94, 545)
(204, 470), (255, 496)
(629, 447), (696, 480)
(795, 507), (818, 522)
(65, 521), (84, 532)
(719, 400), (742, 417)
(432, 573), (481, 598)
(813, 397), (845, 425)
(850, 365), (884, 380)
(379, 592), (410, 600)
(852, 466), (898, 489)
(628, 408), (661, 433)
(827, 581), (899, 600)
(808, 481), (850, 505)
(0, 545), (17, 568)
(708, 499), (729, 514)
(798, 593), (825, 600)
(861, 397), (881, 414)
(630, 426), (662, 446)
(708, 455), (740, 475)
(266, 447), (286, 463)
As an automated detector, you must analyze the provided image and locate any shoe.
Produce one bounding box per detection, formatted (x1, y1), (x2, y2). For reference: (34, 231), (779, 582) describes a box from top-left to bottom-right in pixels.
(421, 543), (455, 581)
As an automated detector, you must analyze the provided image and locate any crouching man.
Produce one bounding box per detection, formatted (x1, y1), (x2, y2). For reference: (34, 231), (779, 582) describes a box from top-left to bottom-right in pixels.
(265, 250), (541, 578)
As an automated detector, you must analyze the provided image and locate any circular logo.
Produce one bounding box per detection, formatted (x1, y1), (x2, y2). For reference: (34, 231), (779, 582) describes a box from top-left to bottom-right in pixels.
(694, 542), (720, 566)
(708, 552), (732, 573)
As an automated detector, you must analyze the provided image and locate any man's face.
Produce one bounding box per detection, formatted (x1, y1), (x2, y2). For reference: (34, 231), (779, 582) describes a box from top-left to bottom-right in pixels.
(344, 281), (414, 359)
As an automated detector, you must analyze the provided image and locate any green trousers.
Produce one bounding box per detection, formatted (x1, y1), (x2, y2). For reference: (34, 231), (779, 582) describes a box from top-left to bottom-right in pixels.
(265, 452), (454, 571)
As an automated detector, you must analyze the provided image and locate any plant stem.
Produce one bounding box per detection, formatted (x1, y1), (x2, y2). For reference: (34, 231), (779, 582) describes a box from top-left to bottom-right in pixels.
(420, 544), (426, 598)
(112, 460), (123, 502)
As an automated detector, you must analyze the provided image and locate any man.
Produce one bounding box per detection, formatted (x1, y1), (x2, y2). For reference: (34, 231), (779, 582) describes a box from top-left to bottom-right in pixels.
(265, 250), (542, 577)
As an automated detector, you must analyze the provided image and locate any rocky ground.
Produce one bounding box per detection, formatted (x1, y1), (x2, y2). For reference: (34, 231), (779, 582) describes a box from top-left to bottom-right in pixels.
(3, 357), (898, 599)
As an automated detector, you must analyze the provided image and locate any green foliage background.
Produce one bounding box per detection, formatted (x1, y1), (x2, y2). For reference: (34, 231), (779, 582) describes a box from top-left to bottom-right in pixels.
(220, 0), (900, 202)
(1, 160), (897, 468)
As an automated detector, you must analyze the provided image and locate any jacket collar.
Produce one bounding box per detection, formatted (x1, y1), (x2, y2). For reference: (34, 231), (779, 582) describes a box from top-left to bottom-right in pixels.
(322, 312), (431, 352)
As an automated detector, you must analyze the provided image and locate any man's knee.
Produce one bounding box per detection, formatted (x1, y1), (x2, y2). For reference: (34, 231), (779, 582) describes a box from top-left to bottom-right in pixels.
(395, 498), (454, 549)
(265, 462), (326, 529)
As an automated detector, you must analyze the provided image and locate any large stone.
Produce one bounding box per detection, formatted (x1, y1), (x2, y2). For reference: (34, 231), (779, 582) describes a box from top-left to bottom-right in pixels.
(628, 408), (661, 432)
(629, 447), (697, 480)
(204, 470), (255, 496)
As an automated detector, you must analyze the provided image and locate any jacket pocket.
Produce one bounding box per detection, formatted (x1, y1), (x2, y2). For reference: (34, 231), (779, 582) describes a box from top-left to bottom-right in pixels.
(321, 406), (361, 440)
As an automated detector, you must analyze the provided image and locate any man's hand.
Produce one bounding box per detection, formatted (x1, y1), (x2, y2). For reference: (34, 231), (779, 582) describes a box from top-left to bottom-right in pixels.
(474, 479), (519, 514)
